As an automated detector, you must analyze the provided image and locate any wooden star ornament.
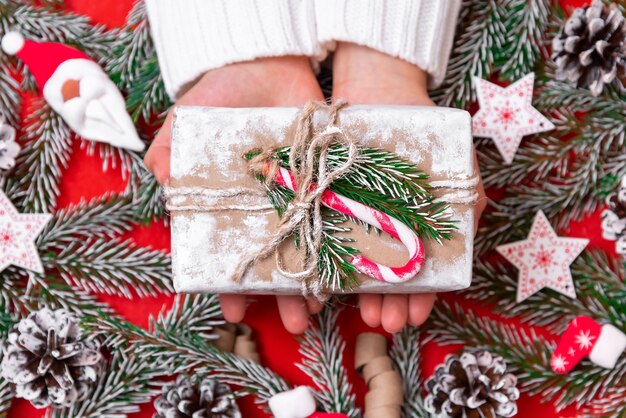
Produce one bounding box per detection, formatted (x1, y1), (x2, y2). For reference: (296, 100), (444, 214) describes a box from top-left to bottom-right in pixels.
(496, 211), (589, 303)
(0, 191), (51, 273)
(472, 73), (555, 164)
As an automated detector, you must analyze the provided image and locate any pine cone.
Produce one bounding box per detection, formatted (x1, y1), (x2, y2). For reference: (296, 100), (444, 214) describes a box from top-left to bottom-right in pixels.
(153, 375), (241, 418)
(0, 122), (20, 173)
(552, 0), (626, 96)
(424, 351), (519, 418)
(0, 308), (103, 408)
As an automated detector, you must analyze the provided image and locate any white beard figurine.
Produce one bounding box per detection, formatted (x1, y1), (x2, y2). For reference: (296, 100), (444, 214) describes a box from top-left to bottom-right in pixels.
(1, 32), (144, 152)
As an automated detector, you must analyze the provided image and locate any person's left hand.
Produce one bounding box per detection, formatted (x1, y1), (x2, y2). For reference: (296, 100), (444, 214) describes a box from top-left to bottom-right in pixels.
(331, 42), (487, 333)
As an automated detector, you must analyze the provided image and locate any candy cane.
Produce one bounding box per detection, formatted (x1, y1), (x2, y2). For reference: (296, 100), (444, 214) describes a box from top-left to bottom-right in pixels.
(271, 166), (425, 283)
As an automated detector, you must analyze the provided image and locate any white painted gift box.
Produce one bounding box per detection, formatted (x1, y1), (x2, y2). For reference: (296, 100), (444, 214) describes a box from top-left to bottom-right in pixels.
(168, 105), (476, 294)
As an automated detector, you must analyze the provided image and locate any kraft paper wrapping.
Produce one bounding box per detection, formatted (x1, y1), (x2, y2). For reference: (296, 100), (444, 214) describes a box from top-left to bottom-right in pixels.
(169, 105), (476, 294)
(355, 333), (403, 418)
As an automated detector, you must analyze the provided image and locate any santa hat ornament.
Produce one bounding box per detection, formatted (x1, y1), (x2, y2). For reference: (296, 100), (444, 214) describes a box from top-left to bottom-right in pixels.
(268, 386), (348, 418)
(551, 315), (626, 374)
(1, 32), (144, 152)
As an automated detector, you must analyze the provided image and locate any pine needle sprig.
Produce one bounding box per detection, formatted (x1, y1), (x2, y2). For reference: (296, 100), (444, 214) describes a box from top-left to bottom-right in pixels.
(499, 0), (551, 80)
(428, 302), (626, 411)
(0, 377), (11, 418)
(105, 0), (154, 90)
(297, 308), (360, 417)
(28, 274), (113, 317)
(272, 145), (456, 242)
(133, 167), (166, 222)
(43, 237), (173, 298)
(126, 57), (171, 122)
(431, 0), (507, 108)
(5, 98), (72, 212)
(8, 3), (117, 61)
(37, 194), (137, 247)
(151, 294), (225, 343)
(0, 55), (21, 126)
(84, 314), (292, 407)
(464, 255), (626, 333)
(390, 326), (428, 418)
(49, 351), (166, 418)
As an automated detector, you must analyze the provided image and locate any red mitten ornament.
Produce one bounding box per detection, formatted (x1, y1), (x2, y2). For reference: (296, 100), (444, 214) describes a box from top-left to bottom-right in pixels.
(268, 386), (348, 418)
(1, 32), (144, 152)
(551, 315), (626, 374)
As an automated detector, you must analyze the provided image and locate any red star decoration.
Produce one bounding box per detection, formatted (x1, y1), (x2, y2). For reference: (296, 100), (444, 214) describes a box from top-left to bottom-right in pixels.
(0, 191), (51, 273)
(472, 73), (555, 164)
(496, 210), (589, 302)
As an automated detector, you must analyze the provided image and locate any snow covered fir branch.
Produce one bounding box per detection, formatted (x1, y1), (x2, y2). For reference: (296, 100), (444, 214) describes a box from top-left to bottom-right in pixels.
(0, 0), (624, 416)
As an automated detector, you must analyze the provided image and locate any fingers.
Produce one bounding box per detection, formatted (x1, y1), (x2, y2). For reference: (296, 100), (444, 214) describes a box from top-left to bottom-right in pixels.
(359, 294), (383, 327)
(306, 298), (324, 315)
(381, 294), (408, 334)
(408, 293), (436, 326)
(219, 294), (247, 323)
(276, 295), (310, 334)
(144, 110), (173, 184)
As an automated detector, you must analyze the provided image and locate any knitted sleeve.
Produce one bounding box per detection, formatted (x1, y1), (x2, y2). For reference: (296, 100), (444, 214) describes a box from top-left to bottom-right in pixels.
(144, 0), (321, 99)
(146, 0), (460, 100)
(314, 0), (461, 88)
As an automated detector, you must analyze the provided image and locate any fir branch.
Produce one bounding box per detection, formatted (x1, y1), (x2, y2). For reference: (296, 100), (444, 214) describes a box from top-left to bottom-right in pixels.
(151, 294), (225, 343)
(431, 0), (507, 108)
(297, 308), (360, 417)
(5, 98), (72, 212)
(133, 167), (166, 222)
(0, 268), (31, 314)
(390, 326), (428, 418)
(50, 351), (165, 418)
(84, 314), (292, 408)
(28, 274), (113, 316)
(7, 3), (117, 61)
(105, 0), (154, 90)
(127, 57), (171, 122)
(272, 145), (456, 242)
(428, 302), (626, 411)
(43, 237), (173, 298)
(499, 0), (551, 80)
(0, 56), (20, 126)
(0, 376), (11, 418)
(464, 254), (626, 333)
(37, 194), (137, 248)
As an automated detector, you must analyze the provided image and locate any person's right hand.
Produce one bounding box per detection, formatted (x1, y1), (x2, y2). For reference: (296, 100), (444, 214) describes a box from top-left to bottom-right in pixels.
(144, 56), (325, 334)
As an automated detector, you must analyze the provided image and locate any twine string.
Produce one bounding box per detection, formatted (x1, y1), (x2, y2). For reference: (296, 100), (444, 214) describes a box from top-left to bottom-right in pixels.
(232, 100), (357, 297)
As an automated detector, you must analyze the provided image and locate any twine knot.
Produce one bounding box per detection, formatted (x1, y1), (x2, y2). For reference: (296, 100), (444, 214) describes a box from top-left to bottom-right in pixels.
(232, 100), (358, 299)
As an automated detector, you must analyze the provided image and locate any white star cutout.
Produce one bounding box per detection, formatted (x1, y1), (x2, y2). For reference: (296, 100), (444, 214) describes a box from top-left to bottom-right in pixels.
(472, 73), (555, 164)
(0, 191), (51, 273)
(551, 354), (568, 373)
(567, 347), (576, 357)
(496, 211), (589, 302)
(575, 330), (595, 350)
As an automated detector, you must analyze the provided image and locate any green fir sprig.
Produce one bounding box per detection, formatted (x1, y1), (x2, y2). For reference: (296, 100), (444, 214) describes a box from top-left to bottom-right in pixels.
(297, 308), (360, 417)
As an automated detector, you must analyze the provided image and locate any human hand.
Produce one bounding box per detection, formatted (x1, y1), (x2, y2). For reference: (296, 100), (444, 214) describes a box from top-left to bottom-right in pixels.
(332, 43), (487, 333)
(144, 56), (325, 334)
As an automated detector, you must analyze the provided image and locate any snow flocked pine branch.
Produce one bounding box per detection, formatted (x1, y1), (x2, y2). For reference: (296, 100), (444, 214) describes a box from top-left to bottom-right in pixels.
(389, 326), (428, 418)
(427, 301), (626, 411)
(463, 250), (626, 334)
(83, 294), (293, 411)
(297, 307), (360, 417)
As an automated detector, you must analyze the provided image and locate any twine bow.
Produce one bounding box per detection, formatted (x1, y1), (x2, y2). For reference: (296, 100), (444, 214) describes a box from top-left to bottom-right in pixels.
(231, 100), (358, 297)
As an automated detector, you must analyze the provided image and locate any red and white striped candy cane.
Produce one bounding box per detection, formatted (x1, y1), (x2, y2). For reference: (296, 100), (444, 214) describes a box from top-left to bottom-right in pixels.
(272, 166), (425, 283)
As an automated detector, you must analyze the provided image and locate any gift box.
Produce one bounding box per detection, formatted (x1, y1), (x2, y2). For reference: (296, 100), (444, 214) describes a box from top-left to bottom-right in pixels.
(167, 105), (476, 295)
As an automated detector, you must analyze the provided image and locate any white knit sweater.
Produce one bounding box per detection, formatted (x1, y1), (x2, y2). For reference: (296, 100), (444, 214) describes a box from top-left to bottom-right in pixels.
(145, 0), (461, 100)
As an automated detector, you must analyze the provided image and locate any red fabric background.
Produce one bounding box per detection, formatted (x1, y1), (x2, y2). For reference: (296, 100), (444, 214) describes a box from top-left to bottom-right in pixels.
(7, 1), (609, 417)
